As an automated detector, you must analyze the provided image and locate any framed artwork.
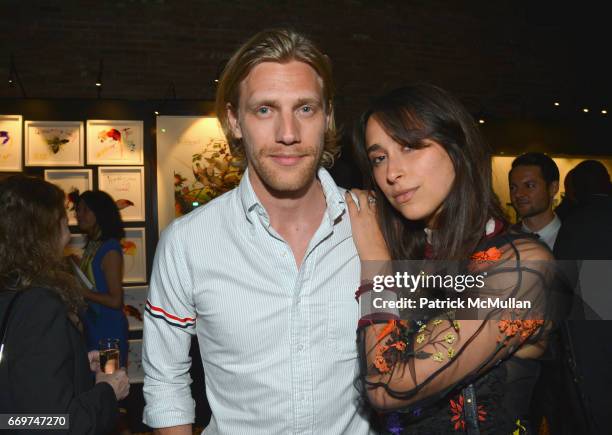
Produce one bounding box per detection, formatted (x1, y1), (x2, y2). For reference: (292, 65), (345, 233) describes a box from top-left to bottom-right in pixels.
(44, 169), (93, 225)
(98, 166), (145, 222)
(156, 116), (243, 234)
(0, 114), (23, 172)
(123, 285), (148, 332)
(25, 120), (84, 167)
(127, 339), (144, 383)
(121, 227), (147, 283)
(64, 233), (86, 258)
(87, 120), (144, 165)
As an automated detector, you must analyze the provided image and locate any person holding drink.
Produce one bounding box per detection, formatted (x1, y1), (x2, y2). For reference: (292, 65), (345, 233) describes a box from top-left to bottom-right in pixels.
(0, 175), (129, 434)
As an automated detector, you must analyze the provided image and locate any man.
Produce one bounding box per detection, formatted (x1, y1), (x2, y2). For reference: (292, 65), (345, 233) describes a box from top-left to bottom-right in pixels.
(142, 29), (372, 435)
(553, 161), (612, 434)
(508, 152), (561, 250)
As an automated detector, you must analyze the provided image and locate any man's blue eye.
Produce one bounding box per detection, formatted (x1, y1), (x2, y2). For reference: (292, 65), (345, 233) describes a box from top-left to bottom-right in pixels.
(258, 107), (269, 114)
(301, 106), (312, 113)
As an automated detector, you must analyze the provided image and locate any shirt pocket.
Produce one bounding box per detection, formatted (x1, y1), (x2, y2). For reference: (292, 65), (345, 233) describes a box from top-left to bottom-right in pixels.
(326, 300), (359, 357)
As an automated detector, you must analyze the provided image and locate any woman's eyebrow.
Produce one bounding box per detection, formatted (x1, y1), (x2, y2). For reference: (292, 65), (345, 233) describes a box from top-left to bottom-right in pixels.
(366, 143), (382, 154)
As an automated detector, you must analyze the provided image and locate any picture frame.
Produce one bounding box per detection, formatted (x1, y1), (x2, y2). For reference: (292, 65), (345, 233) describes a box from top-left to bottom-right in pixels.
(25, 120), (84, 167)
(98, 166), (145, 222)
(156, 116), (243, 234)
(0, 114), (23, 172)
(44, 169), (93, 225)
(87, 120), (144, 165)
(122, 227), (147, 284)
(123, 285), (148, 332)
(127, 339), (144, 383)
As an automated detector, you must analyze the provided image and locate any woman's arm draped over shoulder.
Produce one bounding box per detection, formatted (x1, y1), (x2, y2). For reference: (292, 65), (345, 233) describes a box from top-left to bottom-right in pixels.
(359, 239), (561, 410)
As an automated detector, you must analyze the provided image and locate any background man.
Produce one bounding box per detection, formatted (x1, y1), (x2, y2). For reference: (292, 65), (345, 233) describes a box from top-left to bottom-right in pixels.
(142, 29), (372, 435)
(509, 152), (561, 249)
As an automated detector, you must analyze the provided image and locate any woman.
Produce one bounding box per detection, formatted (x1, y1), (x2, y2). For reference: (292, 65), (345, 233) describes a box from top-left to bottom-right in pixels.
(76, 190), (129, 366)
(347, 84), (564, 434)
(0, 175), (129, 434)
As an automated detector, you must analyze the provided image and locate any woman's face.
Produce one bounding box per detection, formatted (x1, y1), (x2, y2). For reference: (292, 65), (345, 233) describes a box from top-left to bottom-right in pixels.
(365, 116), (455, 226)
(76, 200), (97, 234)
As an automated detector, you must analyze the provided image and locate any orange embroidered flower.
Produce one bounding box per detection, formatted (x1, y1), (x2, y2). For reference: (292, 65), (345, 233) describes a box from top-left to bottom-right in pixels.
(377, 320), (397, 341)
(497, 319), (544, 343)
(374, 355), (390, 373)
(471, 247), (502, 262)
(389, 341), (406, 352)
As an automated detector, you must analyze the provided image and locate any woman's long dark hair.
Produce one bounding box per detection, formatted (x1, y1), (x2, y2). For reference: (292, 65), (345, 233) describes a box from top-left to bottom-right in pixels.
(0, 175), (84, 314)
(79, 190), (125, 240)
(353, 84), (506, 260)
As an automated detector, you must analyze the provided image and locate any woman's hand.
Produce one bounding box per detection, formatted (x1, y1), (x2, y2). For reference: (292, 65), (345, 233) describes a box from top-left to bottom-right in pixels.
(345, 189), (391, 261)
(88, 350), (101, 373)
(96, 368), (130, 401)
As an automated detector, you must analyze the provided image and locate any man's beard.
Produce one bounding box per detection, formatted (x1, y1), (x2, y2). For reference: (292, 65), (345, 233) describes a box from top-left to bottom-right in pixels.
(247, 145), (323, 195)
(518, 199), (551, 219)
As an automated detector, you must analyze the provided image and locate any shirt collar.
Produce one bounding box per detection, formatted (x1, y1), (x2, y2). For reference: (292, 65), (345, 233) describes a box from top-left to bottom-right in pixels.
(522, 214), (561, 236)
(238, 166), (346, 225)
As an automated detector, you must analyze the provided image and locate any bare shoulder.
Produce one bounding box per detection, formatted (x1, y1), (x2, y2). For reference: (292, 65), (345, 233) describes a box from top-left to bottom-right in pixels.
(509, 237), (554, 262)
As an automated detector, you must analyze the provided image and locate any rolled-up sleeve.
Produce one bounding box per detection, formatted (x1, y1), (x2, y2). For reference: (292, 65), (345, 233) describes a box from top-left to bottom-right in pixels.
(142, 223), (197, 428)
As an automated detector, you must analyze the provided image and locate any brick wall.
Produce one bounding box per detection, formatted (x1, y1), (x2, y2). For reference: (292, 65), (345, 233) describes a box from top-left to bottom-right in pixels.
(1, 1), (584, 120)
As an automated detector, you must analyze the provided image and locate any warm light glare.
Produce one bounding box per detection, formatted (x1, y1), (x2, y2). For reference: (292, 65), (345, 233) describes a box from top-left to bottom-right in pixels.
(161, 128), (166, 133)
(154, 111), (160, 115)
(478, 119), (485, 124)
(214, 79), (219, 83)
(583, 108), (589, 113)
(95, 82), (102, 87)
(554, 102), (560, 106)
(602, 109), (608, 115)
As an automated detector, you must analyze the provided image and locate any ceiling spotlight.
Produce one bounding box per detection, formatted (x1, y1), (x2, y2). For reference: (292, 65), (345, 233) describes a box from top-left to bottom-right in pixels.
(95, 81), (102, 87)
(554, 102), (560, 106)
(478, 119), (485, 124)
(582, 108), (589, 113)
(602, 109), (608, 115)
(214, 79), (219, 83)
(154, 110), (160, 115)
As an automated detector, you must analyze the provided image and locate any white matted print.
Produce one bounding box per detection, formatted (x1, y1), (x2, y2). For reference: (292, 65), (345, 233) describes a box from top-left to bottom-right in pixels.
(45, 169), (93, 225)
(123, 285), (147, 331)
(0, 114), (23, 172)
(127, 339), (144, 383)
(98, 166), (145, 222)
(121, 227), (146, 283)
(25, 120), (84, 166)
(156, 116), (243, 234)
(87, 120), (143, 165)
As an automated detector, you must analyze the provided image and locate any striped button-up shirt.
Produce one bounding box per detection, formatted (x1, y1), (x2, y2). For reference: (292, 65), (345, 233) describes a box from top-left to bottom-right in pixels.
(143, 168), (373, 435)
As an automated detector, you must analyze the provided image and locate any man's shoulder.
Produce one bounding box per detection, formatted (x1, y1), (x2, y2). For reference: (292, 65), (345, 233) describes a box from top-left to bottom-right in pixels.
(170, 189), (238, 226)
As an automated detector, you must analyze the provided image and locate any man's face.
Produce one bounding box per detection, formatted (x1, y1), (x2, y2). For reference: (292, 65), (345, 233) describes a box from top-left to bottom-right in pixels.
(227, 60), (328, 194)
(509, 165), (558, 219)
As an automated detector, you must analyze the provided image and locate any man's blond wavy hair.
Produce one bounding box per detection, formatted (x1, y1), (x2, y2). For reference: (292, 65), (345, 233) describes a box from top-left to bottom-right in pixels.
(215, 28), (339, 168)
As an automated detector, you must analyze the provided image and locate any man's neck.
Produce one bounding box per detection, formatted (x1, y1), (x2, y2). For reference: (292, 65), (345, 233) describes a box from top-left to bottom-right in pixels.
(523, 210), (555, 232)
(249, 170), (327, 267)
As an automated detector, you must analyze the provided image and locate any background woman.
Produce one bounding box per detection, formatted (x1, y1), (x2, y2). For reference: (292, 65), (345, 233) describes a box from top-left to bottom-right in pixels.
(0, 175), (129, 434)
(348, 84), (563, 434)
(76, 190), (129, 366)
